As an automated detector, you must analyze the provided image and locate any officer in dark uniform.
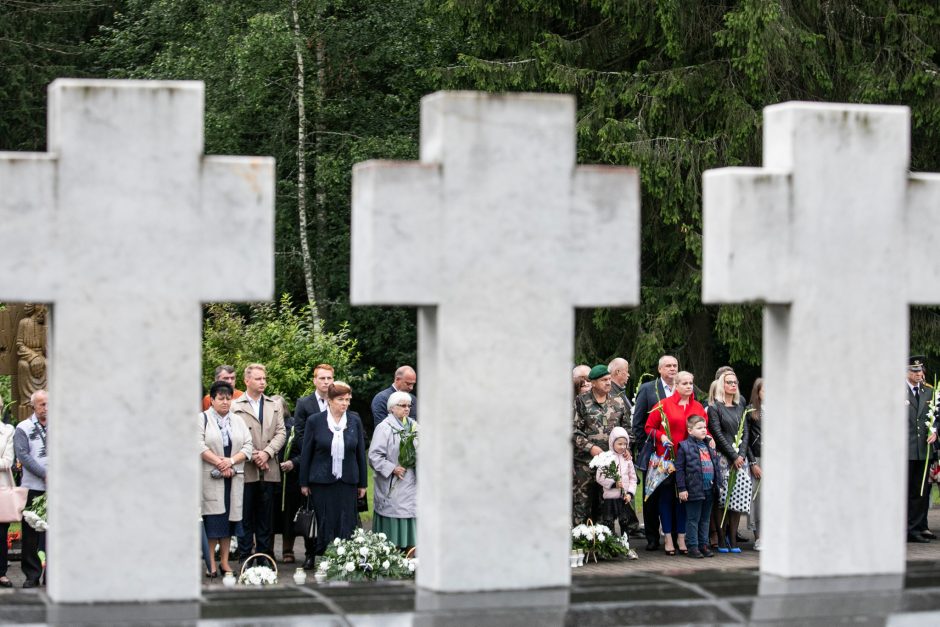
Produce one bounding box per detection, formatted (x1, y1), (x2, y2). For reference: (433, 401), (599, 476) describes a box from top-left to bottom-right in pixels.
(907, 355), (937, 543)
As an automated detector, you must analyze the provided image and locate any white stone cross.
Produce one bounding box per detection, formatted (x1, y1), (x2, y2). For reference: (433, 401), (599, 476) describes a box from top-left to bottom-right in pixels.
(703, 102), (940, 579)
(0, 80), (274, 603)
(351, 91), (639, 592)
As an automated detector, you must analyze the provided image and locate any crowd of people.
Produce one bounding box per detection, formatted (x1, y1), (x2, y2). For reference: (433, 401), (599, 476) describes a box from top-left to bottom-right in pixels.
(0, 351), (931, 588)
(573, 355), (766, 558)
(574, 353), (939, 558)
(197, 363), (418, 577)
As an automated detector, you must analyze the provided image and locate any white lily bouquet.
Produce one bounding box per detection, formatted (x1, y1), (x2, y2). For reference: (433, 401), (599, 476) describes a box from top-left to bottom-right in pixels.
(238, 565), (277, 586)
(588, 450), (619, 482)
(571, 522), (629, 561)
(319, 529), (415, 582)
(23, 494), (47, 532)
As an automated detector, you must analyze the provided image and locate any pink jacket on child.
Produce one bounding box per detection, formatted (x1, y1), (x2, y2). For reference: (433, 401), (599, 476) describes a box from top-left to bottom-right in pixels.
(595, 426), (638, 499)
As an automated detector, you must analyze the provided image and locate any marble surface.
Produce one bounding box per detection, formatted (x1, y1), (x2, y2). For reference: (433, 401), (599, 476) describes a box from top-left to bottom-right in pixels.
(7, 560), (940, 625)
(350, 91), (640, 592)
(702, 102), (938, 578)
(0, 79), (275, 603)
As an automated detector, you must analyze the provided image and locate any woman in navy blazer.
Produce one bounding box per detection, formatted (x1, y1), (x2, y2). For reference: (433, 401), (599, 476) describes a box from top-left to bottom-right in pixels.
(299, 381), (368, 558)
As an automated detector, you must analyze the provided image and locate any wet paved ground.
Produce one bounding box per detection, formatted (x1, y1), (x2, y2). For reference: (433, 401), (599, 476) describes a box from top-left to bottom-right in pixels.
(3, 510), (940, 624)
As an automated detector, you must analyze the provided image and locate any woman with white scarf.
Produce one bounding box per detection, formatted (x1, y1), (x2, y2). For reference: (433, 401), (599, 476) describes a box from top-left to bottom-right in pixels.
(299, 381), (367, 559)
(199, 380), (253, 578)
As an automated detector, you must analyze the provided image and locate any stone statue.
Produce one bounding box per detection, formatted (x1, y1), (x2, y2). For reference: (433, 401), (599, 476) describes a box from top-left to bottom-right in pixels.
(16, 303), (47, 418)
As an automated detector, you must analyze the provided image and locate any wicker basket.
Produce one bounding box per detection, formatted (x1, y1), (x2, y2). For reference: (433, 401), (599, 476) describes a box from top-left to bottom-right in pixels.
(238, 553), (279, 585)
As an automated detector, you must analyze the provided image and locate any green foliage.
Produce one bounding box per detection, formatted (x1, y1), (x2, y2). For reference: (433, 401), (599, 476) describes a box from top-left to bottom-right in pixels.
(4, 1), (940, 390)
(91, 0), (450, 395)
(202, 294), (373, 405)
(430, 0), (940, 377)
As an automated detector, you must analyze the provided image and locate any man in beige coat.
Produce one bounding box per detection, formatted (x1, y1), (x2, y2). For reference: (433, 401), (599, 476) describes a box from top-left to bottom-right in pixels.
(232, 363), (286, 562)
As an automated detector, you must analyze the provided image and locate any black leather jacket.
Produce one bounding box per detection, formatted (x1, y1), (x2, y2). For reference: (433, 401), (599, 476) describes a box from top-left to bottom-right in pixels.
(707, 400), (752, 464)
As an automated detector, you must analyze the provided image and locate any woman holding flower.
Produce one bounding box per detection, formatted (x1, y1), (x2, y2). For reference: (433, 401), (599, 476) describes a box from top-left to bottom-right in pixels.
(645, 371), (705, 555)
(299, 382), (368, 559)
(200, 380), (253, 577)
(707, 370), (757, 553)
(368, 391), (417, 550)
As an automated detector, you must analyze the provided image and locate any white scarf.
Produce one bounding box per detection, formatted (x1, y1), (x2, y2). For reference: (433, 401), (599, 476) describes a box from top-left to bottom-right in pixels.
(211, 408), (232, 447)
(328, 411), (348, 479)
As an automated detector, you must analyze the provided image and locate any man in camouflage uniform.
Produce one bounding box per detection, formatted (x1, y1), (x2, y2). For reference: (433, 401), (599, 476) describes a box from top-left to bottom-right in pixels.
(572, 364), (627, 526)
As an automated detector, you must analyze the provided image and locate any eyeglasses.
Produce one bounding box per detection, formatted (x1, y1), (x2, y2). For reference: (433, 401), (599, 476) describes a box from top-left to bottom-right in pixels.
(396, 403), (412, 408)
(725, 381), (739, 386)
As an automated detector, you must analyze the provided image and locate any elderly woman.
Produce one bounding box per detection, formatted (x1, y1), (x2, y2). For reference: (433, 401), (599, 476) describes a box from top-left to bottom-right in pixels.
(645, 371), (706, 555)
(369, 391), (417, 550)
(299, 381), (368, 558)
(707, 370), (754, 553)
(0, 414), (14, 587)
(200, 380), (253, 577)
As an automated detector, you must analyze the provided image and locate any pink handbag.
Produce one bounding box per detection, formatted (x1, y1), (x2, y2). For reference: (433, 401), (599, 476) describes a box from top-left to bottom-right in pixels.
(0, 469), (28, 523)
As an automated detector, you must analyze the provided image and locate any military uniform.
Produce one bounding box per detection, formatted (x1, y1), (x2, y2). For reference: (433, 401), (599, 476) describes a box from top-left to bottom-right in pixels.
(908, 379), (937, 539)
(572, 391), (627, 525)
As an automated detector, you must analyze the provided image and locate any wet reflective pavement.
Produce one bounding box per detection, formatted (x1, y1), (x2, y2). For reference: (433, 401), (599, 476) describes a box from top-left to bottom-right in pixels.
(4, 560), (940, 625)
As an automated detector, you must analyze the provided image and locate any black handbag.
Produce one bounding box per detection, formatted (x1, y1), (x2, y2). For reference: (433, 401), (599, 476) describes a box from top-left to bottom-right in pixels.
(293, 498), (317, 539)
(357, 495), (369, 513)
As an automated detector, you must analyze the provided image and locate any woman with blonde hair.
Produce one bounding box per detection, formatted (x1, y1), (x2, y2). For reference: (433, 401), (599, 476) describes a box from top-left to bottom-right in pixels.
(645, 371), (706, 555)
(707, 371), (753, 553)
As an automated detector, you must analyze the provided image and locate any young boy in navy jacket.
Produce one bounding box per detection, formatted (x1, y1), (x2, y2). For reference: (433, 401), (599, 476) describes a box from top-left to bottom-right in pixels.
(676, 415), (721, 558)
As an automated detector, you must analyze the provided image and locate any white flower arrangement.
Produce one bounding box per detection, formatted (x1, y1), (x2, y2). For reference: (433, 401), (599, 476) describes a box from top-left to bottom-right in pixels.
(571, 523), (629, 560)
(320, 528), (415, 582)
(23, 494), (47, 532)
(588, 451), (616, 470)
(238, 565), (278, 586)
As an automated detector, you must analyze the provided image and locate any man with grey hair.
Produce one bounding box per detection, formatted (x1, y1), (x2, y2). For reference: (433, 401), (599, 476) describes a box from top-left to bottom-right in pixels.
(632, 354), (679, 551)
(14, 389), (48, 587)
(370, 366), (417, 436)
(202, 364), (244, 410)
(608, 358), (633, 412)
(607, 357), (641, 537)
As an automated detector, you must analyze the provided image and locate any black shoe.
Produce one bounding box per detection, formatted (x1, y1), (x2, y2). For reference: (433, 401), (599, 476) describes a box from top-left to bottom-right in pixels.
(701, 546), (715, 558)
(908, 533), (930, 544)
(644, 541), (660, 552)
(687, 548), (704, 559)
(302, 556), (316, 571)
(22, 580), (40, 589)
(922, 530), (937, 540)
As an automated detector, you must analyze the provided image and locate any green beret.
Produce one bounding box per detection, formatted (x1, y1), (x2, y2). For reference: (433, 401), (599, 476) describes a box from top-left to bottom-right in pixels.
(588, 365), (609, 380)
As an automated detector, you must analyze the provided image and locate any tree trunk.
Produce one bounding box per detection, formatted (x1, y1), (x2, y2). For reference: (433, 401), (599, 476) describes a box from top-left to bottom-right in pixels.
(291, 0), (322, 329)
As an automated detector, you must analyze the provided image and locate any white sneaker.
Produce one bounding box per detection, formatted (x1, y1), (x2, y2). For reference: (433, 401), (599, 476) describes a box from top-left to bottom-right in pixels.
(627, 549), (639, 560)
(754, 539), (762, 551)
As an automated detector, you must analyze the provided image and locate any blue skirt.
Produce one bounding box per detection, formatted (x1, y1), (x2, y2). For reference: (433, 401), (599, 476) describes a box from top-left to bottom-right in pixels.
(203, 442), (238, 539)
(311, 481), (359, 555)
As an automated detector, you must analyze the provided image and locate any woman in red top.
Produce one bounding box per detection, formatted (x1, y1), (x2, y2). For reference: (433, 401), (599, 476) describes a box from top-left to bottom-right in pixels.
(645, 371), (706, 555)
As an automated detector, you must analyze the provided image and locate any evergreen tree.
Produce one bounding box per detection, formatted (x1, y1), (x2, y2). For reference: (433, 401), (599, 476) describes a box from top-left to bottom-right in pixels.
(429, 0), (940, 377)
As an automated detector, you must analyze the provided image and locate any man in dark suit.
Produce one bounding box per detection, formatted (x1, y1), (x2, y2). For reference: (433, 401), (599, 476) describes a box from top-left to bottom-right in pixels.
(370, 365), (417, 435)
(284, 363), (334, 569)
(907, 355), (937, 543)
(632, 355), (678, 551)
